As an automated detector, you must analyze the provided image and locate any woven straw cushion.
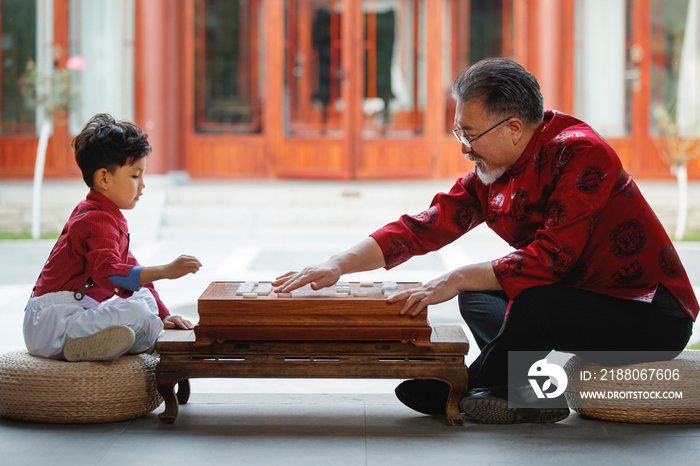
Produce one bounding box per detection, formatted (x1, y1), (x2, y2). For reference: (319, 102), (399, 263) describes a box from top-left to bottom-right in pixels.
(0, 350), (162, 424)
(564, 350), (700, 424)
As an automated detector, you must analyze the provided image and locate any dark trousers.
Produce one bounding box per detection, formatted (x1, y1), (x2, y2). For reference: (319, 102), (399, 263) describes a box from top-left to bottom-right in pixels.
(459, 284), (693, 389)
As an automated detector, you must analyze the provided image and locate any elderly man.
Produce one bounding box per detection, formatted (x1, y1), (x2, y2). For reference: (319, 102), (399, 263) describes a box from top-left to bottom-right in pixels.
(273, 57), (697, 424)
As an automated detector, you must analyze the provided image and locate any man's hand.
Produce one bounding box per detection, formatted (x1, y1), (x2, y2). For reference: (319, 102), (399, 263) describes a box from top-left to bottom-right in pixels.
(272, 237), (386, 294)
(163, 314), (194, 330)
(272, 262), (342, 293)
(388, 262), (502, 316)
(387, 273), (462, 316)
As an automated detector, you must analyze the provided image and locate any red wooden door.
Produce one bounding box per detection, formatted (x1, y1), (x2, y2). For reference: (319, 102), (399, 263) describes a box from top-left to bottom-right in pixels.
(275, 0), (351, 178)
(275, 0), (438, 180)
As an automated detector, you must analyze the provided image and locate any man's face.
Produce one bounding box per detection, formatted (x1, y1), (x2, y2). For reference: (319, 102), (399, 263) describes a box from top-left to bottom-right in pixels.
(453, 100), (516, 185)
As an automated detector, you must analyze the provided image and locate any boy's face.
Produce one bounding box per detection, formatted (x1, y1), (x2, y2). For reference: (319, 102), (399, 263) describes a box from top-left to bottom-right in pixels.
(101, 157), (146, 210)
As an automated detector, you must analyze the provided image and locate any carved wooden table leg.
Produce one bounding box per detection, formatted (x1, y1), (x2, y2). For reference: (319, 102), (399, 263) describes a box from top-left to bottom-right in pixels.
(442, 371), (468, 426)
(176, 379), (191, 404)
(156, 373), (181, 424)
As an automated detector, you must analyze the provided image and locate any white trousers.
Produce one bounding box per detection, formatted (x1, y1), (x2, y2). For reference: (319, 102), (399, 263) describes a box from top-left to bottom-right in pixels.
(23, 288), (164, 360)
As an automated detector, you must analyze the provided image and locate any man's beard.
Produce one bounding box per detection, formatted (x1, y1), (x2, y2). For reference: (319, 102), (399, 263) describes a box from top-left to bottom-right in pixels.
(476, 166), (506, 185)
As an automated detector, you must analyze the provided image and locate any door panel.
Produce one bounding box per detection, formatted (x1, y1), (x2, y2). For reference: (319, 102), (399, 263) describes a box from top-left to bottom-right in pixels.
(278, 0), (431, 179)
(355, 0), (430, 178)
(276, 0), (349, 178)
(286, 0), (344, 134)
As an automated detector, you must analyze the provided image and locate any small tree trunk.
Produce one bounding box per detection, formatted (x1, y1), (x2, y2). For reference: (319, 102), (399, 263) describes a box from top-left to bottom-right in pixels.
(31, 117), (52, 239)
(674, 162), (688, 241)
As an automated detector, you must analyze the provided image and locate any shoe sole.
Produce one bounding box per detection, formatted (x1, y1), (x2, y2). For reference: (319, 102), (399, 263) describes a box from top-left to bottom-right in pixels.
(460, 395), (569, 424)
(63, 325), (136, 362)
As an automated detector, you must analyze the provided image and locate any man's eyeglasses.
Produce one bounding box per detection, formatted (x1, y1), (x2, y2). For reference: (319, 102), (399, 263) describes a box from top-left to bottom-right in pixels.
(453, 117), (512, 148)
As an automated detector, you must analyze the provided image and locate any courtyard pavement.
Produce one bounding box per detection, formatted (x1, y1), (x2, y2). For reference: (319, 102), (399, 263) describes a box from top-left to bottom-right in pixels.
(2, 176), (700, 465)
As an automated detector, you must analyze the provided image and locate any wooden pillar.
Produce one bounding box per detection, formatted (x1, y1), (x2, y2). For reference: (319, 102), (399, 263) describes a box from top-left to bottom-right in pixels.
(511, 0), (529, 67)
(347, 0), (363, 179)
(426, 0), (444, 178)
(165, 2), (187, 172)
(512, 0), (575, 114)
(134, 0), (172, 175)
(630, 0), (652, 176)
(264, 0), (285, 177)
(533, 0), (561, 111)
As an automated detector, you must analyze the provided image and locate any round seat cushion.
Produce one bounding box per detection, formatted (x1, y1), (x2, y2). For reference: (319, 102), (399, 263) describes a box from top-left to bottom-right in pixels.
(564, 350), (700, 424)
(0, 350), (162, 424)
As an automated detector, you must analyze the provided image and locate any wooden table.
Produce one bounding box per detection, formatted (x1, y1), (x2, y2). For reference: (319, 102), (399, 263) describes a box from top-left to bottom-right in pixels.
(156, 325), (470, 426)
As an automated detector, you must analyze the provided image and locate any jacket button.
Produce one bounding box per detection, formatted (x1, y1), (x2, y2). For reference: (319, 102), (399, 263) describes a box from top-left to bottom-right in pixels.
(114, 288), (119, 293)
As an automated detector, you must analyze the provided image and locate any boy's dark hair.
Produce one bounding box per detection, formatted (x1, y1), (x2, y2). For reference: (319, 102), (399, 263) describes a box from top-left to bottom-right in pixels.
(73, 113), (152, 187)
(452, 57), (544, 126)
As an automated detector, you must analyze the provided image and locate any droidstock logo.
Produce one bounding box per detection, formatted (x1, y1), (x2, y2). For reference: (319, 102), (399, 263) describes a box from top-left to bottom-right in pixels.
(528, 358), (568, 399)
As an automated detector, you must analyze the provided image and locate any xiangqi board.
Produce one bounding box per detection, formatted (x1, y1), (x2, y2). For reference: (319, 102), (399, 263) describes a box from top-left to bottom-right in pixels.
(194, 281), (432, 346)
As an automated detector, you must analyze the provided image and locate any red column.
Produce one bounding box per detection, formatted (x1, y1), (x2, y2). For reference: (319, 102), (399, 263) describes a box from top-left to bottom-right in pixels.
(134, 0), (172, 174)
(515, 0), (575, 114)
(426, 0), (444, 178)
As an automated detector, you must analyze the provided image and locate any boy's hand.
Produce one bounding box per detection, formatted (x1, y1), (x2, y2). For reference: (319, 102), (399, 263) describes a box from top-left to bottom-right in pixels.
(163, 315), (194, 330)
(164, 255), (202, 279)
(138, 255), (202, 286)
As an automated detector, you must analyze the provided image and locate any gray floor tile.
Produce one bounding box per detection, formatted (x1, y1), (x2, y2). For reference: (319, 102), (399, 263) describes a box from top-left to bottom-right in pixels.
(365, 435), (638, 466)
(0, 417), (129, 466)
(129, 402), (367, 437)
(101, 430), (367, 466)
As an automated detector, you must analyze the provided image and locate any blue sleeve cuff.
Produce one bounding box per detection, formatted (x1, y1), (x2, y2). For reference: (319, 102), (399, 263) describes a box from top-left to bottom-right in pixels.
(109, 266), (143, 291)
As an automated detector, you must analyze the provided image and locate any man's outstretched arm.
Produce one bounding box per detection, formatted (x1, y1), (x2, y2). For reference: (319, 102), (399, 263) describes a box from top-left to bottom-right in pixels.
(273, 237), (386, 293)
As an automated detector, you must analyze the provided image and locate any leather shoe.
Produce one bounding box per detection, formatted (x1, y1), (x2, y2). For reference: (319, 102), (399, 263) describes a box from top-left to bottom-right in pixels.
(460, 386), (570, 424)
(394, 379), (450, 415)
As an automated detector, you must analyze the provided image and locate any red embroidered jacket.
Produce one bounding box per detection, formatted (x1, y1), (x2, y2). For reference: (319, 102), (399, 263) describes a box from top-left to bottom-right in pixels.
(371, 110), (699, 320)
(33, 189), (170, 318)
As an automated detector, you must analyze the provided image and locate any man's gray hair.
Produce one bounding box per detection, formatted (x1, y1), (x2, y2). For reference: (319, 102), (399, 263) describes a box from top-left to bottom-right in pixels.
(451, 57), (544, 126)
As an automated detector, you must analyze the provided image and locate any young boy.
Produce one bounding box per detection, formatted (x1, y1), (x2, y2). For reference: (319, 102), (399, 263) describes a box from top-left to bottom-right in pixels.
(24, 113), (202, 362)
